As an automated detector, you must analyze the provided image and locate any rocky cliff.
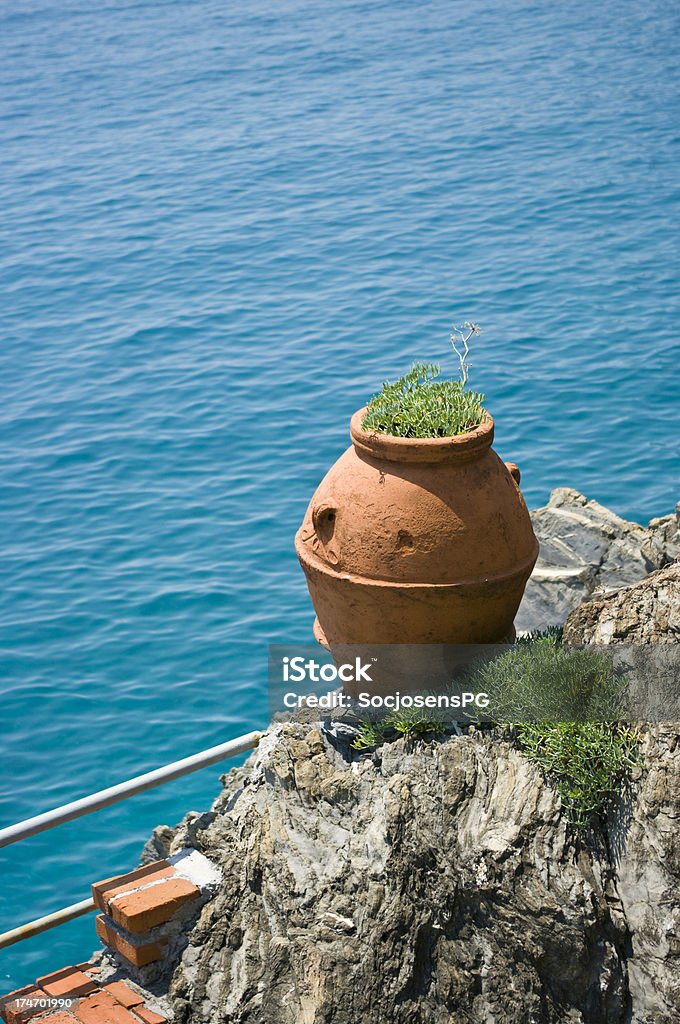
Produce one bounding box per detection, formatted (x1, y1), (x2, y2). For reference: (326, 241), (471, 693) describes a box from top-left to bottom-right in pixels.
(563, 563), (680, 646)
(155, 719), (674, 1024)
(132, 497), (679, 1024)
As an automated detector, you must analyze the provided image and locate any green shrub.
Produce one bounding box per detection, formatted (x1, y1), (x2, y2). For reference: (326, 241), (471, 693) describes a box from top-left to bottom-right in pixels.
(362, 362), (485, 439)
(351, 720), (387, 751)
(468, 631), (640, 830)
(515, 721), (640, 830)
(469, 631), (625, 723)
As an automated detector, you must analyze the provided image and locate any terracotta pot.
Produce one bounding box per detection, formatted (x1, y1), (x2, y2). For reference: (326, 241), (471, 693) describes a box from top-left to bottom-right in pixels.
(295, 408), (539, 646)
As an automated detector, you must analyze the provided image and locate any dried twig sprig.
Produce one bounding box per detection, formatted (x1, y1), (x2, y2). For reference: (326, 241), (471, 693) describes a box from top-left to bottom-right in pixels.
(450, 321), (481, 387)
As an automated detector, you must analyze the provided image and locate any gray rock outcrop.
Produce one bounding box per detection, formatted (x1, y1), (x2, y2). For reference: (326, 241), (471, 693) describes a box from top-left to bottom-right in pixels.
(607, 725), (680, 1023)
(160, 720), (679, 1024)
(517, 489), (680, 633)
(563, 562), (680, 645)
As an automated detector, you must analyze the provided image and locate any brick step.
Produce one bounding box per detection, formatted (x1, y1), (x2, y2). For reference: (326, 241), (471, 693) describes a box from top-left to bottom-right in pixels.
(91, 851), (219, 969)
(1, 849), (221, 1019)
(93, 860), (201, 935)
(0, 967), (166, 1024)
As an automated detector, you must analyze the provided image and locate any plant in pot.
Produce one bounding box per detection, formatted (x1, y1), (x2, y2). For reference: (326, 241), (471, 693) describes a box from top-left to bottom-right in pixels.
(295, 323), (539, 650)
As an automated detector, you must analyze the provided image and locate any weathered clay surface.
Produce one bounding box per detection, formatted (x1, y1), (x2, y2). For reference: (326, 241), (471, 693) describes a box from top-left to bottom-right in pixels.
(296, 410), (538, 644)
(160, 720), (679, 1024)
(517, 489), (680, 633)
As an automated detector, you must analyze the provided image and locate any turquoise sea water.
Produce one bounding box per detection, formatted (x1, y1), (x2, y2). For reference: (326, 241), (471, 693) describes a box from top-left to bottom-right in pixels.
(1, 0), (678, 987)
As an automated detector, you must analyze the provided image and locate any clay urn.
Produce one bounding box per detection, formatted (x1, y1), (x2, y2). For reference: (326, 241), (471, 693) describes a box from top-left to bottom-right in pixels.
(295, 408), (539, 647)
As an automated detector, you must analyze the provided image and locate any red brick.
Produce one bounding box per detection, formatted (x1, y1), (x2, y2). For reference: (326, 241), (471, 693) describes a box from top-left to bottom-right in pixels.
(133, 1009), (166, 1024)
(0, 986), (49, 1024)
(73, 990), (139, 1024)
(92, 861), (173, 913)
(36, 967), (97, 999)
(95, 915), (166, 969)
(36, 1016), (77, 1023)
(75, 963), (99, 975)
(109, 877), (200, 934)
(0, 986), (34, 1024)
(104, 983), (143, 1010)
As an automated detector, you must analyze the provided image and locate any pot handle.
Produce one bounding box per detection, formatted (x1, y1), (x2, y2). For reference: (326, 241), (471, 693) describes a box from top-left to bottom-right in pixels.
(311, 504), (340, 567)
(505, 462), (521, 485)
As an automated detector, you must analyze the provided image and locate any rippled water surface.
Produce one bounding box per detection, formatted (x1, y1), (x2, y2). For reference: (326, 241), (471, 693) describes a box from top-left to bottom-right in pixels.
(1, 0), (678, 986)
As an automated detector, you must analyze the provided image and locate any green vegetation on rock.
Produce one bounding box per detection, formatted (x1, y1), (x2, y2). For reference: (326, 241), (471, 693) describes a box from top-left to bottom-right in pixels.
(514, 720), (640, 830)
(471, 629), (641, 830)
(351, 707), (445, 751)
(352, 630), (640, 831)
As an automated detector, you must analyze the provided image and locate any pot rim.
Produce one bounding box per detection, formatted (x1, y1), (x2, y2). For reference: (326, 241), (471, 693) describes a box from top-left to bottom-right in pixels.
(350, 407), (494, 464)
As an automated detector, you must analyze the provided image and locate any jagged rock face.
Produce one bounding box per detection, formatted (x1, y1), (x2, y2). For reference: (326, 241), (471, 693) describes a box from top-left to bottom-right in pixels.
(608, 726), (680, 1023)
(559, 564), (680, 1020)
(563, 563), (680, 645)
(517, 489), (680, 633)
(164, 724), (675, 1024)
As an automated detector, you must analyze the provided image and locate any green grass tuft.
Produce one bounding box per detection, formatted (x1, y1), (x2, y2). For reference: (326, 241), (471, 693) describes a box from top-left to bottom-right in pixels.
(351, 708), (445, 751)
(387, 707), (446, 740)
(362, 362), (485, 439)
(469, 631), (625, 723)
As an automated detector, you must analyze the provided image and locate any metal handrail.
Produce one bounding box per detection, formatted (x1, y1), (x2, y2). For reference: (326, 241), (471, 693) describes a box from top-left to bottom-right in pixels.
(0, 730), (261, 949)
(0, 730), (260, 849)
(0, 898), (95, 950)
